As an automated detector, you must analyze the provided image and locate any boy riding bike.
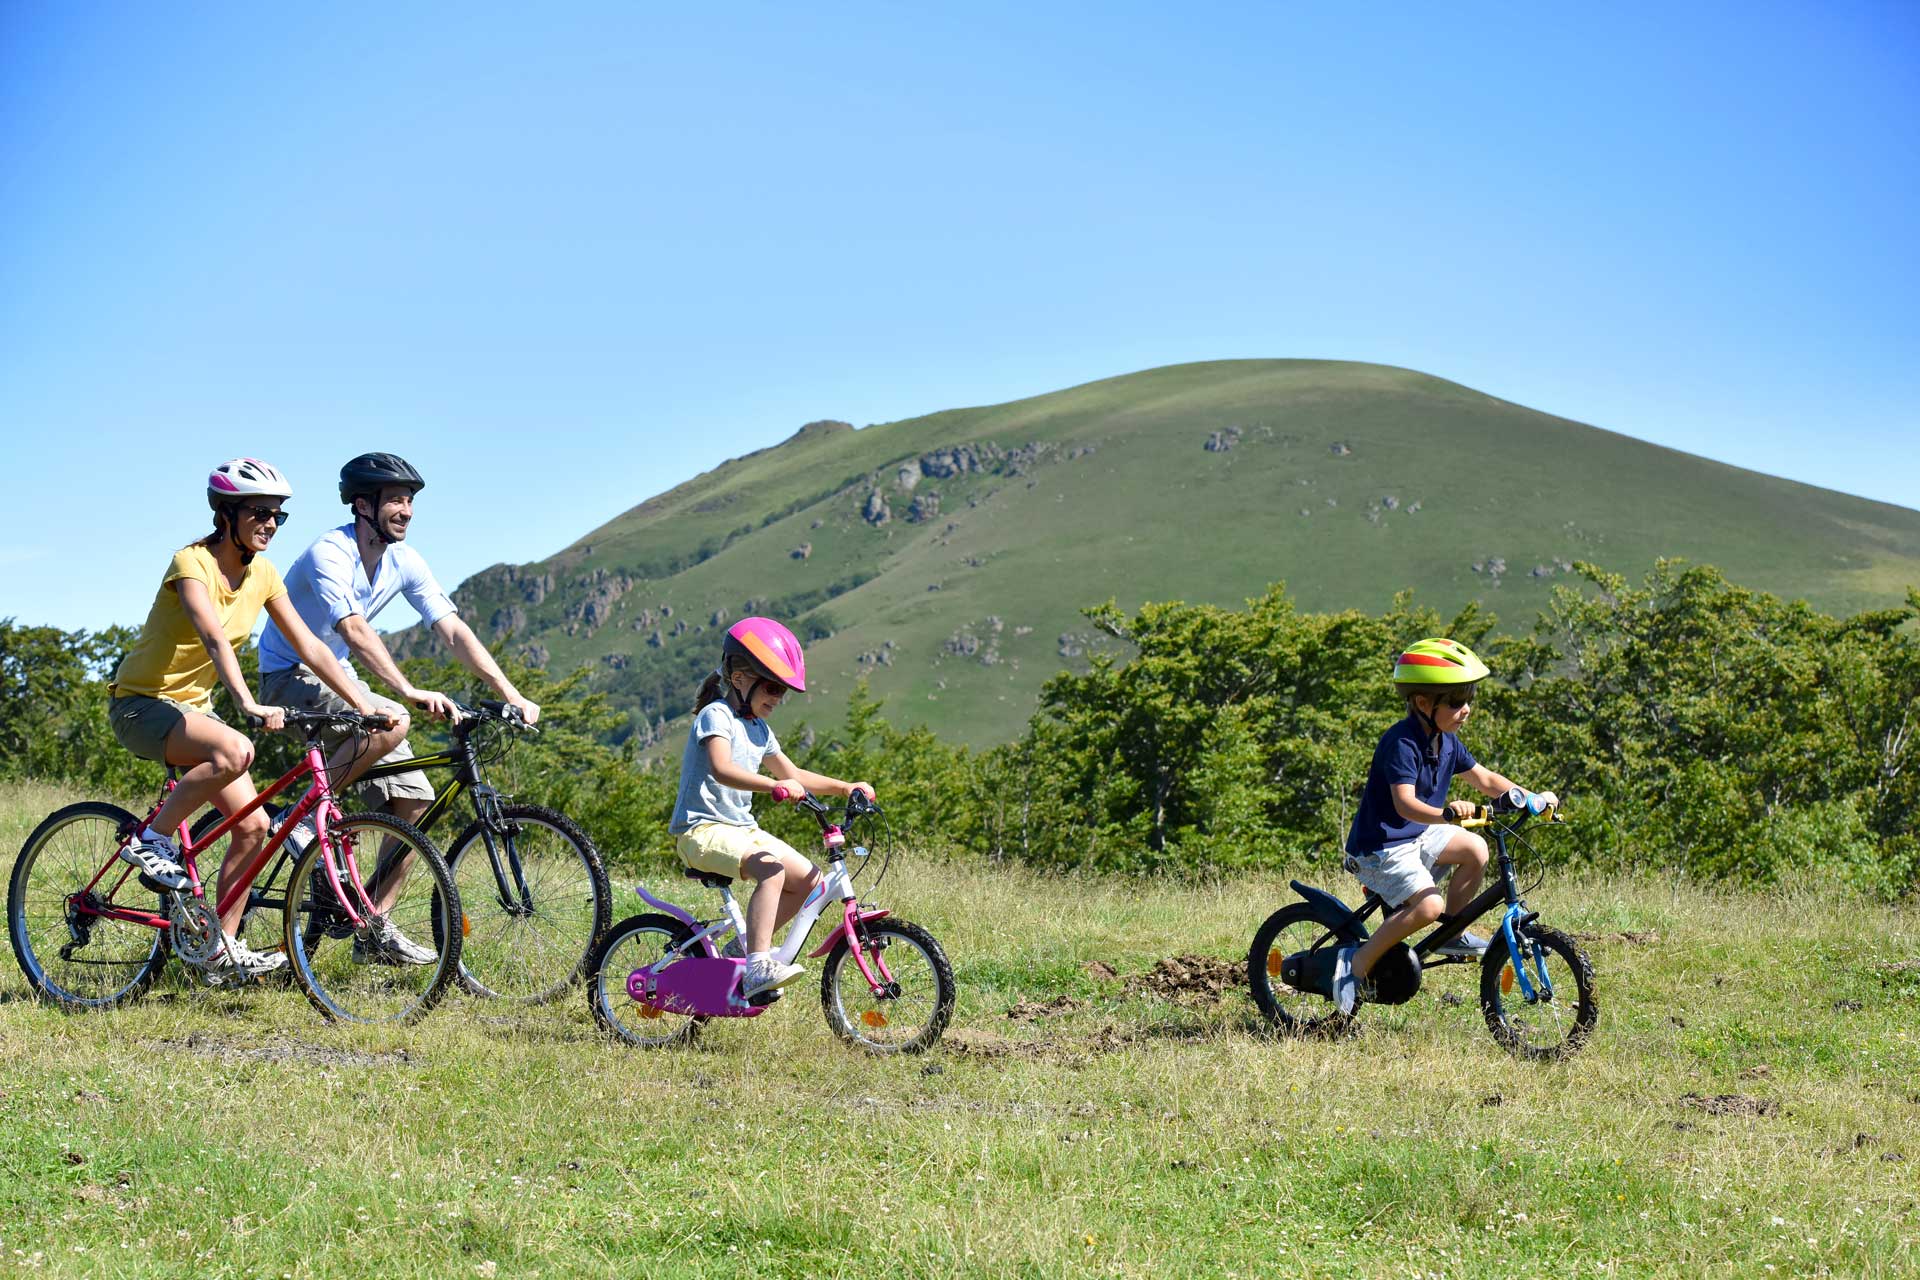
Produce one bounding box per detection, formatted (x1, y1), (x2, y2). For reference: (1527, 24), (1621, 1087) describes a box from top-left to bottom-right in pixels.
(1335, 637), (1557, 1014)
(671, 618), (873, 1000)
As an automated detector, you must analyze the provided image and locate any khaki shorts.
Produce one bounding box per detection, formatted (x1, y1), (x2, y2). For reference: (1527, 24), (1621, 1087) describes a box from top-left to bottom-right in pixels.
(108, 695), (214, 763)
(674, 823), (804, 878)
(258, 667), (434, 805)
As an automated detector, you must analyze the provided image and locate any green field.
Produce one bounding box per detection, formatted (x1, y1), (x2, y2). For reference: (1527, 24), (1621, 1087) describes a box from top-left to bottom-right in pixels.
(410, 360), (1920, 747)
(3, 779), (1918, 1277)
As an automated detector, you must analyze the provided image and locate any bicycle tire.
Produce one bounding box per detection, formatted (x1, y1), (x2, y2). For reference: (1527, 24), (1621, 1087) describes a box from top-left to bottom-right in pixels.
(443, 804), (610, 1005)
(8, 802), (170, 1010)
(819, 918), (955, 1055)
(283, 811), (461, 1024)
(1479, 923), (1597, 1060)
(586, 913), (705, 1049)
(1246, 902), (1351, 1036)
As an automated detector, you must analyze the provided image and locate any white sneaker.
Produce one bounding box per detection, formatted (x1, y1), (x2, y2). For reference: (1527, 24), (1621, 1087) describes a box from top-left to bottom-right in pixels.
(740, 954), (804, 997)
(1332, 946), (1358, 1015)
(352, 917), (438, 966)
(120, 834), (189, 890)
(208, 934), (288, 980)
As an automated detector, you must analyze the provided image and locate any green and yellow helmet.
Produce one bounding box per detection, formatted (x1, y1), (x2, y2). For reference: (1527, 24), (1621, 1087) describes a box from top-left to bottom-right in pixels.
(1392, 637), (1490, 685)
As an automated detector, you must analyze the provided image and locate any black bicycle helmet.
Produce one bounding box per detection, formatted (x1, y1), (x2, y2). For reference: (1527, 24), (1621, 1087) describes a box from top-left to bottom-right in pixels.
(339, 452), (426, 505)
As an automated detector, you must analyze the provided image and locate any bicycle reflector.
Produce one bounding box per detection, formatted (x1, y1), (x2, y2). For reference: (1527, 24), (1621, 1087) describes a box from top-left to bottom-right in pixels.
(861, 1010), (888, 1028)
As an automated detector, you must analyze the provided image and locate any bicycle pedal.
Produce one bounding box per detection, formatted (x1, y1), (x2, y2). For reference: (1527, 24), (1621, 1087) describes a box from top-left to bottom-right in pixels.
(746, 988), (784, 1008)
(138, 872), (173, 895)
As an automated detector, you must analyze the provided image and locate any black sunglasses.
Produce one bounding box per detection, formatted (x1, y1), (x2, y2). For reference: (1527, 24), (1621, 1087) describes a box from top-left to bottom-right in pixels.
(1437, 690), (1474, 708)
(240, 504), (291, 528)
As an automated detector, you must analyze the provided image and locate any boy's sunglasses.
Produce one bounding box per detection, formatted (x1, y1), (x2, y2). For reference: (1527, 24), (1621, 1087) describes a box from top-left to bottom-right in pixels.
(1437, 690), (1474, 708)
(241, 505), (291, 528)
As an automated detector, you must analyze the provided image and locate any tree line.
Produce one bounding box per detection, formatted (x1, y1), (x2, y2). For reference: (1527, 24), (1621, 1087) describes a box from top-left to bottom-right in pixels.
(5, 560), (1916, 897)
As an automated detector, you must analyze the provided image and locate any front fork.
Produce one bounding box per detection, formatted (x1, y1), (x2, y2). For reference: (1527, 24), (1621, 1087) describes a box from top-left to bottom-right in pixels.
(1499, 903), (1554, 1003)
(470, 787), (536, 917)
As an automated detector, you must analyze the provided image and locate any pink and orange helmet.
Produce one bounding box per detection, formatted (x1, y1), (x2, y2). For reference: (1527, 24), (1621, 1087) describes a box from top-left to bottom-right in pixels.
(723, 616), (807, 692)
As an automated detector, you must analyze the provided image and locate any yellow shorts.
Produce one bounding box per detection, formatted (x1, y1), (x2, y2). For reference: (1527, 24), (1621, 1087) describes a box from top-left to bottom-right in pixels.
(675, 823), (804, 878)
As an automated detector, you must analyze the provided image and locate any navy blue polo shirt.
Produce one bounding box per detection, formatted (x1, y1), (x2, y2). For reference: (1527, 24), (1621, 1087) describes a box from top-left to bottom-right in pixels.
(1345, 716), (1478, 855)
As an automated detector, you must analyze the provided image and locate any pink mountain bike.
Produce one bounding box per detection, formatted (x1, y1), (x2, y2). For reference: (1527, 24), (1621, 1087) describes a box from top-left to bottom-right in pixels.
(7, 709), (464, 1024)
(586, 789), (954, 1054)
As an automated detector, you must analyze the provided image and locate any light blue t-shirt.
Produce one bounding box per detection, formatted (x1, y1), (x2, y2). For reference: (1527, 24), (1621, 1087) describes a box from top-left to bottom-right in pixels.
(671, 701), (782, 833)
(257, 524), (458, 674)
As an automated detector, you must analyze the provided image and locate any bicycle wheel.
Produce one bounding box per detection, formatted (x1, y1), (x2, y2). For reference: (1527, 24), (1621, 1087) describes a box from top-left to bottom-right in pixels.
(283, 812), (461, 1024)
(1479, 923), (1598, 1060)
(586, 913), (705, 1049)
(1247, 903), (1350, 1035)
(444, 804), (610, 1004)
(8, 802), (169, 1010)
(819, 918), (954, 1055)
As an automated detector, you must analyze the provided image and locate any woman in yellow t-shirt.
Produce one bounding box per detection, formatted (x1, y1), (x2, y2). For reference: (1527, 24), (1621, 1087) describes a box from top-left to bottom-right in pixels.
(108, 459), (392, 980)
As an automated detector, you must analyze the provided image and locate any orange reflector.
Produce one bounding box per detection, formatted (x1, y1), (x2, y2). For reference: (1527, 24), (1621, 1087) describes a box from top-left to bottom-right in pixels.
(638, 1005), (661, 1020)
(1267, 952), (1284, 977)
(861, 1010), (889, 1028)
(1501, 965), (1515, 994)
(461, 914), (471, 938)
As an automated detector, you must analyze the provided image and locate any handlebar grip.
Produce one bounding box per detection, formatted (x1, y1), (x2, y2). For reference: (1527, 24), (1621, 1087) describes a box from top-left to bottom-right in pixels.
(771, 785), (796, 803)
(363, 714), (394, 732)
(245, 714), (265, 729)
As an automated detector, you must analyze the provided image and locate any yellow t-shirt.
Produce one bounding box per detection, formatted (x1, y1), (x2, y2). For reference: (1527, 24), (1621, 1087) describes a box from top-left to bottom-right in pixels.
(110, 545), (288, 711)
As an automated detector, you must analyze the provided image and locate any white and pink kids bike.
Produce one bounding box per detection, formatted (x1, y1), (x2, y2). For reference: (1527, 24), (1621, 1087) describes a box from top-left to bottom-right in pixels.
(587, 789), (955, 1054)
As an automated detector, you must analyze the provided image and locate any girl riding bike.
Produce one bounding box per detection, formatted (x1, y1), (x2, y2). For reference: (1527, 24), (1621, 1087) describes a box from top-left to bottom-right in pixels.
(106, 459), (387, 979)
(670, 617), (873, 999)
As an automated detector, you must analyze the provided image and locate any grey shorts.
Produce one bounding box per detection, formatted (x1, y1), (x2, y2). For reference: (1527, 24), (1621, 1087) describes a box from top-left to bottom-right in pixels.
(258, 667), (434, 805)
(1344, 824), (1455, 908)
(108, 695), (215, 763)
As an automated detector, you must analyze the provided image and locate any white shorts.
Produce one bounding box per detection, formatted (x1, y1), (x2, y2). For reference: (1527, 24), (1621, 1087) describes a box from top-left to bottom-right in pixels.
(1345, 824), (1454, 907)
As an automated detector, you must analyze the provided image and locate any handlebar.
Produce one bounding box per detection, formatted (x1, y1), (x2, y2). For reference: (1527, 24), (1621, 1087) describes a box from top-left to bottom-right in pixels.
(449, 699), (539, 737)
(247, 709), (394, 734)
(1457, 802), (1565, 830)
(770, 785), (882, 825)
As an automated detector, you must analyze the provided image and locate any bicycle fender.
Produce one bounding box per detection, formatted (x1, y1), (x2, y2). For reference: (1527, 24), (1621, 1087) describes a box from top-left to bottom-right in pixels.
(806, 906), (891, 960)
(633, 884), (697, 928)
(1289, 880), (1370, 943)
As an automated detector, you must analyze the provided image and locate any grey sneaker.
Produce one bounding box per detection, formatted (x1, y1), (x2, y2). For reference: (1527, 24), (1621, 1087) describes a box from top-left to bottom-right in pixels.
(1434, 930), (1490, 958)
(351, 917), (438, 966)
(740, 955), (804, 997)
(1332, 946), (1358, 1015)
(207, 934), (288, 981)
(120, 834), (189, 890)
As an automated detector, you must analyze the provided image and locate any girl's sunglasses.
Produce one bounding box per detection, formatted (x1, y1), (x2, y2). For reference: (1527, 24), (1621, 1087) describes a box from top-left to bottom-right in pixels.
(241, 505), (291, 528)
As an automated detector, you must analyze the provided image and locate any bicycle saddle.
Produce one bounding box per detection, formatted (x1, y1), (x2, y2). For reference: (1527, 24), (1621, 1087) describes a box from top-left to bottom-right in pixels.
(683, 869), (733, 889)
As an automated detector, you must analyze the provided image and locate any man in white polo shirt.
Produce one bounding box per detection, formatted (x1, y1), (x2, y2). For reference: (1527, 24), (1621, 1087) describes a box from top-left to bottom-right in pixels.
(258, 452), (541, 963)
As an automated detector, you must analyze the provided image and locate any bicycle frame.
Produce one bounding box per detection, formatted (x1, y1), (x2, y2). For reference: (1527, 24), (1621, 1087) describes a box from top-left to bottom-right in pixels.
(78, 740), (375, 936)
(1322, 814), (1558, 1003)
(352, 714), (535, 915)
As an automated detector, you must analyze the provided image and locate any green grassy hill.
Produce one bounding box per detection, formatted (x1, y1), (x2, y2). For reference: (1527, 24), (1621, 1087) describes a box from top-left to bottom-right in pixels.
(401, 360), (1920, 745)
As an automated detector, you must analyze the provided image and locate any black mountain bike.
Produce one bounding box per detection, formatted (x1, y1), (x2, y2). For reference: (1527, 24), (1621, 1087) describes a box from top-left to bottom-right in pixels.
(1247, 793), (1597, 1060)
(197, 699), (609, 1005)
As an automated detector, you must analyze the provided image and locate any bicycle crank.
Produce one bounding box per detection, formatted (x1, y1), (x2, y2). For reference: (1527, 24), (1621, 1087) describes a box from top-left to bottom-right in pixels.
(168, 896), (224, 966)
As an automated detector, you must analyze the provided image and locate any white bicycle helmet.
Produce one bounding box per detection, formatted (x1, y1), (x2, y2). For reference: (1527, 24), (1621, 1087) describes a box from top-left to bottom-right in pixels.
(207, 458), (294, 510)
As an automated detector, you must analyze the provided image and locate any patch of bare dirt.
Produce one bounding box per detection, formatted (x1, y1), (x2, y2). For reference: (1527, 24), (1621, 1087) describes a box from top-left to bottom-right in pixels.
(149, 1034), (409, 1069)
(1680, 1092), (1780, 1118)
(1084, 961), (1119, 982)
(1574, 930), (1661, 945)
(1007, 995), (1083, 1022)
(1125, 954), (1241, 1004)
(943, 1028), (1048, 1059)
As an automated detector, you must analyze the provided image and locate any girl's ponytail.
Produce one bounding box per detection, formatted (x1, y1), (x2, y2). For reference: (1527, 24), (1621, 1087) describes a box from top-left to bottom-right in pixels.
(693, 669), (727, 714)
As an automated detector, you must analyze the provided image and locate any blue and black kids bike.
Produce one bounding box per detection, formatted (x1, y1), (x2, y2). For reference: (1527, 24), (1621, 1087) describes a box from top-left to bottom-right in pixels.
(1247, 791), (1598, 1059)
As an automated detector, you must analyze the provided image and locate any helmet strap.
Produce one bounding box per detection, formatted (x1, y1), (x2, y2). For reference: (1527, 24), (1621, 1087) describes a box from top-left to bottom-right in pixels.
(353, 495), (398, 547)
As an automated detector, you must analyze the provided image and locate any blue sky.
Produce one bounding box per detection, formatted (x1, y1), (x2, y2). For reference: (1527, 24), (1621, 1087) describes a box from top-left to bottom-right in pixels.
(3, 2), (1915, 634)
